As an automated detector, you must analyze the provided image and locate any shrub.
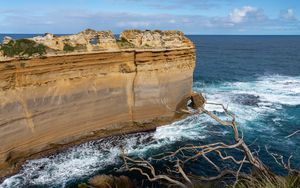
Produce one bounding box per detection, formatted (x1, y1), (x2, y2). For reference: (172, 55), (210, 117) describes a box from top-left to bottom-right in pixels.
(0, 39), (46, 57)
(63, 44), (75, 52)
(116, 37), (135, 48)
(63, 44), (87, 52)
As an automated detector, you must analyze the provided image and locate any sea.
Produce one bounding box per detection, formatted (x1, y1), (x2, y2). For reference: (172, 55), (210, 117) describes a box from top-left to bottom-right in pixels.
(0, 34), (300, 187)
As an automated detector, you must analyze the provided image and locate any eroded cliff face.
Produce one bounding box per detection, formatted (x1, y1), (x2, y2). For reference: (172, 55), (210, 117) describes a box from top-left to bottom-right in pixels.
(0, 30), (195, 178)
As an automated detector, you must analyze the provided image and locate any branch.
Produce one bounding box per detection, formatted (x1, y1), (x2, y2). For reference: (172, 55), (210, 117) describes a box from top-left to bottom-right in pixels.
(285, 130), (300, 139)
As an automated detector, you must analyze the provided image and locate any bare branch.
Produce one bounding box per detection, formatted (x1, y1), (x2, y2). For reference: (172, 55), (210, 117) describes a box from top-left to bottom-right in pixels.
(285, 130), (300, 139)
(120, 94), (274, 187)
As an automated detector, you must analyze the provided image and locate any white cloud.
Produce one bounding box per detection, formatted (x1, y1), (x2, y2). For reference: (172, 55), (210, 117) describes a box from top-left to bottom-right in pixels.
(117, 21), (150, 27)
(0, 6), (299, 34)
(281, 9), (296, 20)
(169, 19), (176, 23)
(229, 6), (257, 23)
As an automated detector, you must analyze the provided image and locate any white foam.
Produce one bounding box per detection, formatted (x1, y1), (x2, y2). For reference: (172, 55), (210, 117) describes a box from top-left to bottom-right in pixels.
(0, 115), (211, 187)
(1, 74), (299, 187)
(230, 75), (300, 106)
(195, 75), (300, 126)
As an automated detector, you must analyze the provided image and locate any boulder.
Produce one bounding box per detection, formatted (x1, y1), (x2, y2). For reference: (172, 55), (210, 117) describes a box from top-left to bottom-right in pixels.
(190, 92), (205, 109)
(2, 36), (13, 45)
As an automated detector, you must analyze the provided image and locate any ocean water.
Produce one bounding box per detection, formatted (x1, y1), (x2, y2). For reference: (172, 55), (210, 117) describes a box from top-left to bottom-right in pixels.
(0, 35), (300, 187)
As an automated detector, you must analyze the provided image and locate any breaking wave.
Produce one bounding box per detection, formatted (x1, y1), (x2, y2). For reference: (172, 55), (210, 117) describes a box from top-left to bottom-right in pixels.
(1, 75), (300, 188)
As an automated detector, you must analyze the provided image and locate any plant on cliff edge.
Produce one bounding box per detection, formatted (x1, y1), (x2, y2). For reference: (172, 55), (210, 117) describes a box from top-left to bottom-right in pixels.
(116, 37), (135, 48)
(63, 44), (76, 52)
(0, 39), (46, 57)
(63, 44), (87, 52)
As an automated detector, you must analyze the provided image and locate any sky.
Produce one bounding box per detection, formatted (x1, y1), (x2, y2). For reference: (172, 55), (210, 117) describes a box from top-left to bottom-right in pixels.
(0, 0), (300, 34)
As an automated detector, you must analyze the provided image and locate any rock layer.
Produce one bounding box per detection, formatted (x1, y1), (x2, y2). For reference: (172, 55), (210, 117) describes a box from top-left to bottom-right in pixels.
(0, 30), (195, 178)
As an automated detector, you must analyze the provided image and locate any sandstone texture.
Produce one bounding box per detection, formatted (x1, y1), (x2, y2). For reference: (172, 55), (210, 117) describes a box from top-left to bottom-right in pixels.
(0, 29), (195, 178)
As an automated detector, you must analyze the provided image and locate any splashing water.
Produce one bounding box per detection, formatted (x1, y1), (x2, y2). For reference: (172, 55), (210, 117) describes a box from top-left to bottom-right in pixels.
(1, 74), (300, 188)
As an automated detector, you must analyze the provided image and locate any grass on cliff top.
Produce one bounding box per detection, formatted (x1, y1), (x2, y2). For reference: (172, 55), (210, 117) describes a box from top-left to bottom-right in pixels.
(63, 44), (76, 52)
(116, 37), (135, 49)
(0, 39), (46, 57)
(63, 44), (87, 53)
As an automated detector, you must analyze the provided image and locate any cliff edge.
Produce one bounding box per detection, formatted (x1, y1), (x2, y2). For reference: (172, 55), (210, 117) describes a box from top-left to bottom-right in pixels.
(0, 29), (196, 178)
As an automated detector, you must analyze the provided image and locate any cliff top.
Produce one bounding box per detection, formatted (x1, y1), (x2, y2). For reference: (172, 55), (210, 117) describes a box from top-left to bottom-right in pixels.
(0, 29), (194, 61)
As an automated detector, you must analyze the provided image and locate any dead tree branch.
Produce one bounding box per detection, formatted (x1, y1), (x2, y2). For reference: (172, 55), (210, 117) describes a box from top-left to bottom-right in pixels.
(121, 95), (274, 187)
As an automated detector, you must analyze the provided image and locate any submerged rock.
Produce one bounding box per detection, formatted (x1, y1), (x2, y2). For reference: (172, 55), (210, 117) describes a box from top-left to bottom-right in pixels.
(233, 94), (260, 106)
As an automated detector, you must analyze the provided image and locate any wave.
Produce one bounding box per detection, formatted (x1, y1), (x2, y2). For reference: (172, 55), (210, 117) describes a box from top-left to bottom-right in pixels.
(195, 75), (300, 106)
(1, 74), (300, 187)
(0, 114), (211, 188)
(195, 75), (300, 126)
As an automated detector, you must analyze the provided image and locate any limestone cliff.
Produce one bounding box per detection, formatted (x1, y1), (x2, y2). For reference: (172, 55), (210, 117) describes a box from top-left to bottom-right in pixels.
(0, 29), (195, 178)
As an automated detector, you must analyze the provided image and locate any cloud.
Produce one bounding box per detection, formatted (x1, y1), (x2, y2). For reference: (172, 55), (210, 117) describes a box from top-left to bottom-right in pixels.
(109, 0), (234, 10)
(280, 9), (296, 20)
(0, 6), (299, 34)
(229, 6), (258, 23)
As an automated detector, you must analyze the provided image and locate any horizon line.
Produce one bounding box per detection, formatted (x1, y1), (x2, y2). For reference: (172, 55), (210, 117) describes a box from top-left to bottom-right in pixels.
(1, 33), (300, 36)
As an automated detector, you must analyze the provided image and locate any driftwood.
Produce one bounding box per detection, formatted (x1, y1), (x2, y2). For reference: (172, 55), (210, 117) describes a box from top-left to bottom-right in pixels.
(120, 94), (291, 187)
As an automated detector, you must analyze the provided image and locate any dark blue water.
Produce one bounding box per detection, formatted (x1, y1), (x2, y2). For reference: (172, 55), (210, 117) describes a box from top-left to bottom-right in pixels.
(1, 35), (300, 188)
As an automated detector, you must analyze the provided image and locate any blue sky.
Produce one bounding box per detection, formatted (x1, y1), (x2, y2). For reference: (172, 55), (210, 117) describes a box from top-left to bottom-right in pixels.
(1, 0), (300, 34)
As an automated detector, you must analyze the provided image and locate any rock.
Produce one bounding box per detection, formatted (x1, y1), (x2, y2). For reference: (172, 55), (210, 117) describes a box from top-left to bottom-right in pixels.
(2, 36), (13, 45)
(31, 29), (118, 52)
(44, 33), (55, 40)
(233, 94), (260, 106)
(162, 30), (192, 48)
(88, 175), (133, 188)
(96, 31), (118, 49)
(5, 29), (193, 55)
(119, 29), (142, 47)
(0, 28), (196, 178)
(120, 29), (194, 48)
(190, 92), (205, 109)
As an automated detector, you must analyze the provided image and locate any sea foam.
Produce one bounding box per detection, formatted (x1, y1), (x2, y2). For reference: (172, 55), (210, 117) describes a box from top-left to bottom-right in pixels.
(1, 75), (300, 188)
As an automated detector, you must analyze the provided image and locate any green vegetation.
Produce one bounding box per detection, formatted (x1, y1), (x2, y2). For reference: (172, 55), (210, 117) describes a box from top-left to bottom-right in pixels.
(63, 44), (87, 52)
(0, 39), (46, 57)
(116, 37), (135, 48)
(63, 44), (75, 52)
(74, 44), (87, 51)
(142, 43), (152, 48)
(234, 172), (300, 188)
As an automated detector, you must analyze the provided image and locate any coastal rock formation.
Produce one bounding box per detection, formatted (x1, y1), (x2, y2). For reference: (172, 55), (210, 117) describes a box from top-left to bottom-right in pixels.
(30, 29), (119, 52)
(120, 29), (193, 48)
(2, 36), (12, 45)
(0, 29), (196, 178)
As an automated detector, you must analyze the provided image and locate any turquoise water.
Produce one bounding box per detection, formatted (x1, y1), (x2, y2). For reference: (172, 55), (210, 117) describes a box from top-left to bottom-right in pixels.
(0, 35), (300, 187)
